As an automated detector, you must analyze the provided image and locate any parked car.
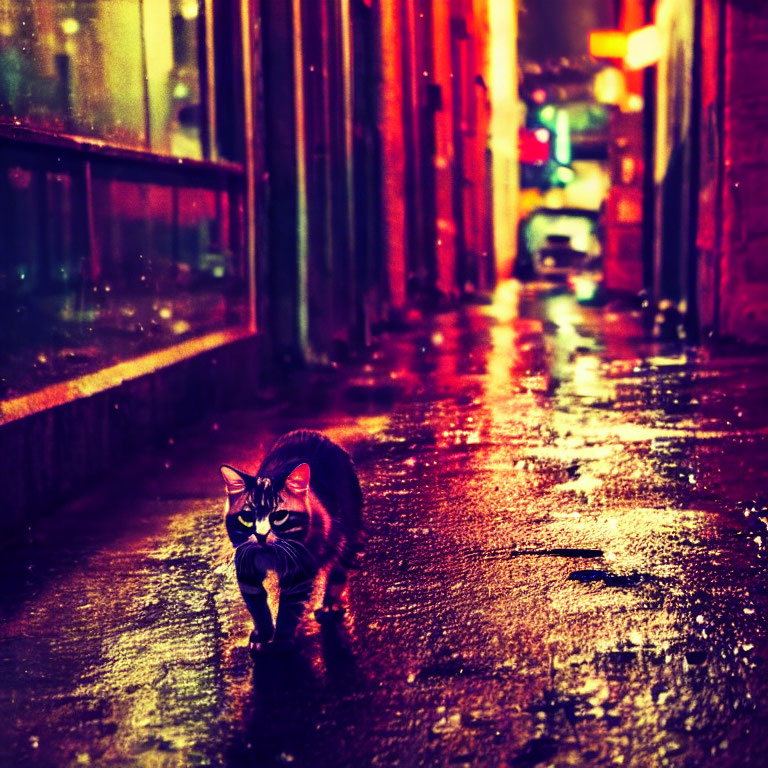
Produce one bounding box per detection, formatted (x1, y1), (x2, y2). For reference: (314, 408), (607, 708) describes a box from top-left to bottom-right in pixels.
(516, 207), (601, 282)
(533, 233), (587, 279)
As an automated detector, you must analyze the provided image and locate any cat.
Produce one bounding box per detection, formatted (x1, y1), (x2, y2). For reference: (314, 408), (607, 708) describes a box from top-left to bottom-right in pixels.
(220, 430), (364, 654)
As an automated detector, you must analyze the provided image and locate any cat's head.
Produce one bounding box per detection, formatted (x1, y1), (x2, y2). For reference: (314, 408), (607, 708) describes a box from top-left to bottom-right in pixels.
(220, 462), (311, 547)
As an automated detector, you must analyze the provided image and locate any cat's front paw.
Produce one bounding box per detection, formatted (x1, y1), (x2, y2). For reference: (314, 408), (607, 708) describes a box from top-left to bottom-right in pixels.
(248, 629), (276, 658)
(248, 631), (264, 658)
(314, 604), (346, 623)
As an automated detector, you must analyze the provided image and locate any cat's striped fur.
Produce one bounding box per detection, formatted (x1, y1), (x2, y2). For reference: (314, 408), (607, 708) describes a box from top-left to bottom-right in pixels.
(220, 430), (364, 653)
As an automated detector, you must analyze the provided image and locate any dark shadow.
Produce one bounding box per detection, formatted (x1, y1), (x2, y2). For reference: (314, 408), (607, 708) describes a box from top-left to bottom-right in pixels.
(226, 622), (360, 768)
(228, 645), (319, 767)
(319, 619), (358, 691)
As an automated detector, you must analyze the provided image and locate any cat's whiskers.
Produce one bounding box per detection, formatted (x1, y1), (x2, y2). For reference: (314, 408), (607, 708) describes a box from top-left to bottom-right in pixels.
(275, 539), (301, 571)
(282, 538), (319, 570)
(270, 543), (285, 571)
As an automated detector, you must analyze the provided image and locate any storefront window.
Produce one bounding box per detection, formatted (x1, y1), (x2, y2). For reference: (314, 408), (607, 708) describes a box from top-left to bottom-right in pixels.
(0, 146), (247, 399)
(0, 0), (205, 159)
(0, 1), (248, 400)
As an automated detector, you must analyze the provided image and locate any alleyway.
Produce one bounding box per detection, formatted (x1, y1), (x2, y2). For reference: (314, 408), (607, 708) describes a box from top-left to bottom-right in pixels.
(1, 281), (766, 768)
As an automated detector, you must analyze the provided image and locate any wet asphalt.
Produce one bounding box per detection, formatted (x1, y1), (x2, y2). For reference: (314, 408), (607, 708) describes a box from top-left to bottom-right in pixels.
(0, 281), (766, 768)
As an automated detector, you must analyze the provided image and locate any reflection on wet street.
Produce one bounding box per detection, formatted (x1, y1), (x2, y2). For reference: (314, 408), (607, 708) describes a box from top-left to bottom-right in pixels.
(1, 282), (766, 767)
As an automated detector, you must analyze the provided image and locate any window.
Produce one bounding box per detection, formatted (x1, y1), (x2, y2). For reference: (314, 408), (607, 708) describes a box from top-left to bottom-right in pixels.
(0, 1), (249, 400)
(0, 0), (208, 159)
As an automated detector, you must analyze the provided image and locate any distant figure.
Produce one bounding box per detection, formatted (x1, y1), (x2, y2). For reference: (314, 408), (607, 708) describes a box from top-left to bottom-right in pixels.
(220, 430), (364, 655)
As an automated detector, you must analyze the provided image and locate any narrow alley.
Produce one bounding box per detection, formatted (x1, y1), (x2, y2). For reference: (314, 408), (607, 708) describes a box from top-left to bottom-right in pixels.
(1, 283), (765, 768)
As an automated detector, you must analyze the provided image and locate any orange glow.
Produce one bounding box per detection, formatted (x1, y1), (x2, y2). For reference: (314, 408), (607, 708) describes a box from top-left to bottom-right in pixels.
(589, 30), (627, 59)
(431, 0), (457, 301)
(379, 0), (407, 310)
(489, 0), (519, 280)
(0, 328), (255, 426)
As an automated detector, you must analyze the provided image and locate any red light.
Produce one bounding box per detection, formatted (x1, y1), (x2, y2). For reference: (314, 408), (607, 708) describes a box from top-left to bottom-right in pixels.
(532, 88), (546, 104)
(519, 127), (550, 165)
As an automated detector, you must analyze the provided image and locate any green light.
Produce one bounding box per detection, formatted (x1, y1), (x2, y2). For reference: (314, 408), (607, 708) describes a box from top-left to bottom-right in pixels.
(573, 276), (598, 302)
(554, 109), (571, 165)
(173, 82), (191, 100)
(539, 105), (556, 126)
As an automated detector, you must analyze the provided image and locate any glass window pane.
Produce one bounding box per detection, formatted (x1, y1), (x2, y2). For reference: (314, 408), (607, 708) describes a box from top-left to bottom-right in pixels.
(147, 0), (204, 159)
(0, 0), (205, 159)
(0, 0), (147, 148)
(0, 149), (247, 399)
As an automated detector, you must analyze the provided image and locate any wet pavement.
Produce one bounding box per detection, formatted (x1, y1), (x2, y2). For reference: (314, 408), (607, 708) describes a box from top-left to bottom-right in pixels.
(1, 280), (767, 768)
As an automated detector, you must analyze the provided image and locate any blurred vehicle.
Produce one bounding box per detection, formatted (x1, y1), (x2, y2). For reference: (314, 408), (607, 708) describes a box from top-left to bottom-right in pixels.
(516, 207), (601, 281)
(533, 233), (586, 279)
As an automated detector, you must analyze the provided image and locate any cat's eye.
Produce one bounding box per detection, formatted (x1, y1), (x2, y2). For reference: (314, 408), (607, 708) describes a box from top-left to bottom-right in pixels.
(271, 510), (290, 527)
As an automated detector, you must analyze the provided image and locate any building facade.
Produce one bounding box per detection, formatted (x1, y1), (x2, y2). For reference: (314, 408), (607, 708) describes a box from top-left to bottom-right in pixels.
(0, 0), (263, 529)
(696, 0), (768, 343)
(0, 0), (516, 529)
(601, 0), (768, 344)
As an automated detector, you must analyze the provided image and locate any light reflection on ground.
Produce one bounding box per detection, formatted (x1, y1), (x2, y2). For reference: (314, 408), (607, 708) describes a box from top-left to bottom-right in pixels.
(0, 281), (766, 767)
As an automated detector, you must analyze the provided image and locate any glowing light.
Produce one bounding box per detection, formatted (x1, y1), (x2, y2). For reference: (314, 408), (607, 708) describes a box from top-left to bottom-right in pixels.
(489, 0), (519, 280)
(588, 30), (627, 59)
(531, 88), (547, 104)
(180, 0), (199, 20)
(555, 165), (575, 184)
(60, 17), (80, 35)
(593, 67), (627, 105)
(519, 128), (550, 165)
(626, 93), (644, 112)
(173, 82), (191, 99)
(540, 105), (556, 125)
(625, 25), (661, 70)
(554, 109), (571, 165)
(569, 276), (600, 302)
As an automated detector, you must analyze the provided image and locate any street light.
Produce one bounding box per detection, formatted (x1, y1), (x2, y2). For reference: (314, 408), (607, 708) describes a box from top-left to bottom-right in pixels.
(589, 26), (661, 71)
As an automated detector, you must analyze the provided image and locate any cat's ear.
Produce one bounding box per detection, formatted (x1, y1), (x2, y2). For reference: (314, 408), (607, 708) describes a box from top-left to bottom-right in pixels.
(284, 463), (311, 496)
(220, 465), (249, 495)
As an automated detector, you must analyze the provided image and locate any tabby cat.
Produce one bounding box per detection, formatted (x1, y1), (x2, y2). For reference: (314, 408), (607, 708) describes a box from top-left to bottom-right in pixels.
(220, 430), (364, 654)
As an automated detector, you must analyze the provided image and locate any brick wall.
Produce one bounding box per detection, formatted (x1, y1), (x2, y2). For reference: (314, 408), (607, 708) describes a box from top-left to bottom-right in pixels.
(720, 1), (768, 341)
